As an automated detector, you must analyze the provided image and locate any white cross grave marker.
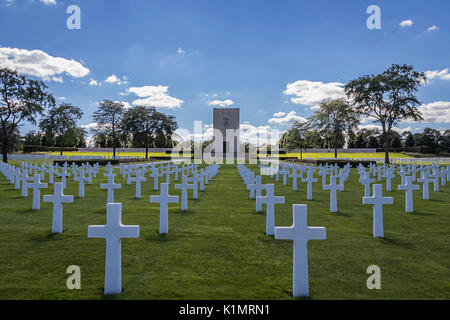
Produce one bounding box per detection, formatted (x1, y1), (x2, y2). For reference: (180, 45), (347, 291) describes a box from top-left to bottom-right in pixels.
(130, 171), (147, 199)
(302, 167), (317, 200)
(28, 174), (48, 210)
(417, 172), (432, 200)
(362, 184), (393, 238)
(88, 203), (140, 295)
(101, 175), (122, 203)
(361, 171), (375, 197)
(175, 175), (194, 211)
(254, 176), (267, 212)
(74, 170), (90, 198)
(275, 204), (326, 297)
(323, 175), (344, 213)
(150, 168), (159, 191)
(398, 176), (420, 213)
(256, 184), (285, 235)
(150, 183), (179, 234)
(43, 182), (74, 233)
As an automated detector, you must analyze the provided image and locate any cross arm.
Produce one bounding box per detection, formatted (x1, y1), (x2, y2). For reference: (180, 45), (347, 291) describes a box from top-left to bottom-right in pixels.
(119, 225), (140, 239)
(88, 225), (107, 239)
(274, 226), (295, 240)
(307, 227), (326, 241)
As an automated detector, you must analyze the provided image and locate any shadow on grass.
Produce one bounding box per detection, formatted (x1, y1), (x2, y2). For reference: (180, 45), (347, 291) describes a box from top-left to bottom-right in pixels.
(176, 209), (194, 215)
(283, 288), (312, 300)
(100, 287), (125, 300)
(16, 208), (35, 215)
(94, 209), (106, 215)
(428, 199), (444, 203)
(379, 237), (414, 250)
(410, 211), (436, 217)
(333, 211), (352, 218)
(31, 232), (63, 244)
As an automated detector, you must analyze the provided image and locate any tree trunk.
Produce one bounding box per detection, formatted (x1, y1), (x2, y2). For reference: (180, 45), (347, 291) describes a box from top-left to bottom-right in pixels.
(145, 132), (149, 159)
(300, 148), (303, 160)
(384, 130), (390, 164)
(112, 137), (116, 159)
(334, 135), (338, 158)
(1, 138), (8, 163)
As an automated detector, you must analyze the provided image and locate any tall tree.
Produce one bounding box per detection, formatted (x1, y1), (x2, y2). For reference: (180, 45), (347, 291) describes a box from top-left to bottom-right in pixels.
(40, 103), (83, 155)
(405, 133), (415, 148)
(347, 129), (357, 148)
(153, 111), (178, 148)
(279, 121), (310, 159)
(92, 100), (124, 158)
(0, 68), (55, 162)
(345, 64), (426, 163)
(0, 122), (22, 153)
(24, 130), (43, 146)
(309, 98), (360, 158)
(439, 130), (450, 153)
(420, 127), (441, 153)
(121, 106), (158, 158)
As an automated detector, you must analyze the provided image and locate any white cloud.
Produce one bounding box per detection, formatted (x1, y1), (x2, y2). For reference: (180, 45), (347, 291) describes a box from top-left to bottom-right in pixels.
(115, 101), (132, 109)
(425, 68), (450, 81)
(127, 85), (183, 109)
(417, 101), (450, 123)
(52, 76), (63, 83)
(89, 79), (100, 86)
(283, 80), (345, 107)
(427, 25), (439, 32)
(358, 124), (411, 134)
(240, 123), (284, 146)
(0, 46), (89, 81)
(104, 74), (128, 85)
(273, 112), (286, 117)
(177, 48), (185, 54)
(268, 111), (307, 126)
(40, 0), (57, 5)
(207, 99), (234, 107)
(175, 121), (284, 147)
(81, 122), (98, 131)
(400, 20), (413, 27)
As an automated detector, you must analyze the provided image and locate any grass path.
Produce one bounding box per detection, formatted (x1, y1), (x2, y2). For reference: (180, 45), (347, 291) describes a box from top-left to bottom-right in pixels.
(0, 164), (449, 299)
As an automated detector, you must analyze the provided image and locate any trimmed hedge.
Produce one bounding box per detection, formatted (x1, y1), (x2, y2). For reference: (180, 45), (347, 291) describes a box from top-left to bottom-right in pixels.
(284, 159), (377, 167)
(278, 156), (299, 160)
(376, 147), (440, 154)
(23, 145), (79, 153)
(53, 159), (119, 166)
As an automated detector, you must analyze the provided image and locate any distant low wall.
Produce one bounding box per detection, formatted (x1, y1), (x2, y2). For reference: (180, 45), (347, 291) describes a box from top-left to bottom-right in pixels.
(78, 148), (173, 153)
(286, 148), (378, 153)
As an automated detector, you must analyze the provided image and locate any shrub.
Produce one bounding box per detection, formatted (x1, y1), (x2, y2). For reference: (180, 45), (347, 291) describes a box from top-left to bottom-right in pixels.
(53, 159), (119, 166)
(23, 145), (78, 153)
(284, 159), (377, 167)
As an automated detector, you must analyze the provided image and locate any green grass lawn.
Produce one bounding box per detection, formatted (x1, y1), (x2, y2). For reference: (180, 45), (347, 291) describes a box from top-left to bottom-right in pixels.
(0, 164), (448, 300)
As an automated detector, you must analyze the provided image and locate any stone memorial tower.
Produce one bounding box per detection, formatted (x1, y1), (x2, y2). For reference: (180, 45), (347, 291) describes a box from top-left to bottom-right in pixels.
(213, 108), (240, 157)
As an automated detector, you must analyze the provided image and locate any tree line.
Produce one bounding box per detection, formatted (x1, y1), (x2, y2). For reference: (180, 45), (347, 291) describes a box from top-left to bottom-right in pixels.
(0, 67), (178, 162)
(279, 64), (434, 163)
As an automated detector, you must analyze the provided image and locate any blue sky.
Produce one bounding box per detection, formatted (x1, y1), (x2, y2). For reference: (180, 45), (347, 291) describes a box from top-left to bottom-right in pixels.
(1, 0), (450, 145)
